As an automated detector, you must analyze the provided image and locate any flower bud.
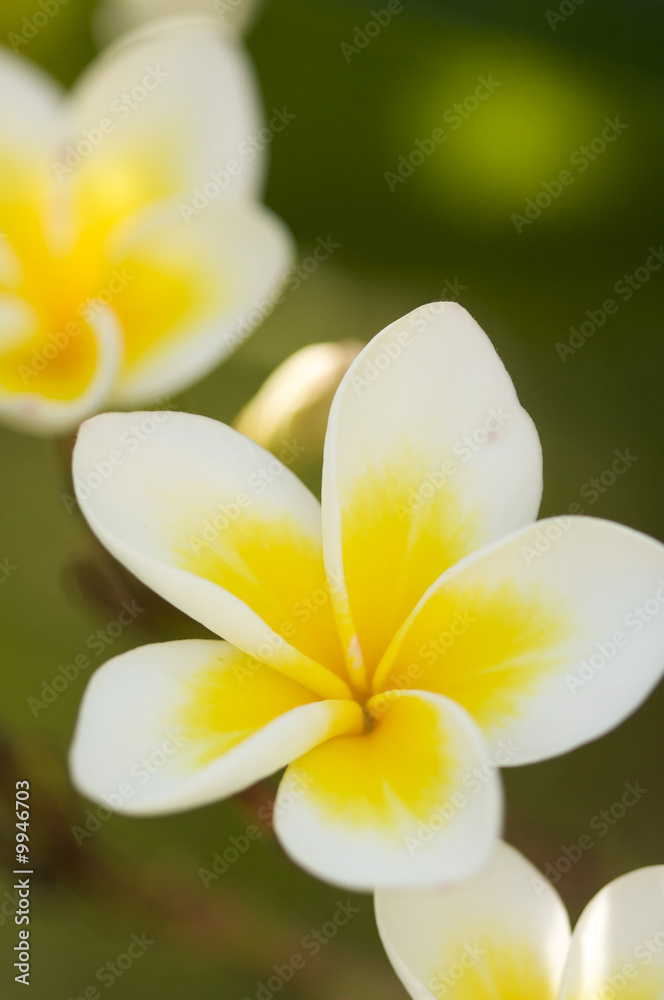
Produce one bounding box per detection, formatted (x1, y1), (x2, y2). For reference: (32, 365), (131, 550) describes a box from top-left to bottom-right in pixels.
(233, 340), (363, 462)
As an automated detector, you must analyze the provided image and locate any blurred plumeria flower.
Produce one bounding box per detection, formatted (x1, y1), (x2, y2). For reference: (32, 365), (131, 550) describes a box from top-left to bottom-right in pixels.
(0, 18), (292, 433)
(233, 340), (363, 460)
(69, 303), (664, 890)
(376, 841), (664, 1000)
(94, 0), (263, 46)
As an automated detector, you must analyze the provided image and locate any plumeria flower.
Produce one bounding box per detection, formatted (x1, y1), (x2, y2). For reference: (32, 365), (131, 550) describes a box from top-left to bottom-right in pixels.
(69, 303), (664, 890)
(0, 18), (291, 433)
(376, 840), (664, 1000)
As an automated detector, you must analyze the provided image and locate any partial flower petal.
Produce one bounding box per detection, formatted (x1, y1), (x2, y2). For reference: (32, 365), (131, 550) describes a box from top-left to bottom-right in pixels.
(274, 691), (502, 890)
(559, 866), (664, 1000)
(322, 302), (542, 690)
(61, 18), (264, 238)
(375, 841), (570, 1000)
(104, 198), (292, 404)
(0, 45), (62, 173)
(0, 303), (122, 433)
(70, 638), (363, 814)
(0, 48), (64, 276)
(73, 411), (351, 699)
(377, 516), (664, 764)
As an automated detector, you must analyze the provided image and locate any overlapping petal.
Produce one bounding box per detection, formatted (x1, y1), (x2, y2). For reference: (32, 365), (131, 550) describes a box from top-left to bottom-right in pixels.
(274, 691), (502, 890)
(104, 198), (292, 404)
(375, 841), (571, 1000)
(322, 301), (542, 690)
(70, 638), (363, 814)
(73, 411), (351, 699)
(559, 866), (664, 1000)
(376, 516), (664, 763)
(377, 844), (664, 1000)
(61, 17), (264, 241)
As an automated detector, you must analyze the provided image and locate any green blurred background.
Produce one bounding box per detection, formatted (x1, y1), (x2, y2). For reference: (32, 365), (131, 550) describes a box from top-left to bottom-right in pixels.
(1, 0), (664, 997)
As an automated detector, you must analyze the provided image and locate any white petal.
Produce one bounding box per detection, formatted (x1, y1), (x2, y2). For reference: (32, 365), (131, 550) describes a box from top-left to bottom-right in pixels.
(0, 47), (64, 264)
(61, 17), (264, 236)
(377, 516), (664, 765)
(322, 301), (542, 689)
(104, 198), (293, 405)
(274, 691), (502, 891)
(70, 638), (363, 814)
(376, 841), (570, 1000)
(0, 45), (62, 164)
(560, 866), (664, 1000)
(73, 411), (351, 700)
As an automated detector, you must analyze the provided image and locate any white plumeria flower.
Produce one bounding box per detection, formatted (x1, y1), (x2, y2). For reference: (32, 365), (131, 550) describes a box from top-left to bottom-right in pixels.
(376, 840), (664, 1000)
(0, 18), (292, 433)
(69, 302), (664, 891)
